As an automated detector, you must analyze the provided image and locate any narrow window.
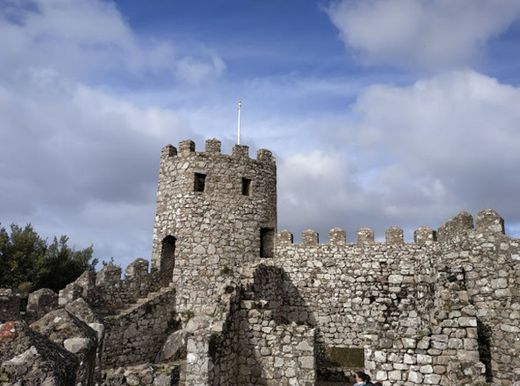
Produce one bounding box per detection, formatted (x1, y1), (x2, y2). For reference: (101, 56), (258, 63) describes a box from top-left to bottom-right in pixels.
(194, 173), (206, 192)
(260, 228), (274, 258)
(242, 177), (251, 196)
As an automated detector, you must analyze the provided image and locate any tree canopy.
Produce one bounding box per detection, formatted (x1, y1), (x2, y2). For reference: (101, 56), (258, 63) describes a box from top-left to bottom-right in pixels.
(0, 223), (96, 293)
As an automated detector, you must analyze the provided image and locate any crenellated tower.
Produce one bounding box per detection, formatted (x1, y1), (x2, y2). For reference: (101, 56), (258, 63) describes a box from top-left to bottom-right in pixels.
(151, 138), (277, 313)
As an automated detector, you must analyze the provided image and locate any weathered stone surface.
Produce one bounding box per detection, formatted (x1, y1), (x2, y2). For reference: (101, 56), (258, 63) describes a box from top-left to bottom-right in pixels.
(0, 321), (78, 385)
(31, 309), (97, 386)
(156, 329), (187, 362)
(27, 288), (58, 323)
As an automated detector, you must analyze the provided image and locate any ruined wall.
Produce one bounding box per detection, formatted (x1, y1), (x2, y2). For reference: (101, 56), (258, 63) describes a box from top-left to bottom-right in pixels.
(151, 139), (277, 314)
(59, 259), (162, 316)
(436, 210), (520, 385)
(197, 281), (316, 386)
(102, 286), (176, 368)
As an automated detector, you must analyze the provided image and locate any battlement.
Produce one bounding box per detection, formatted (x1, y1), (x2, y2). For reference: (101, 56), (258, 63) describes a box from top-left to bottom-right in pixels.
(275, 225), (436, 247)
(59, 258), (162, 314)
(160, 138), (275, 164)
(438, 209), (506, 242)
(275, 209), (512, 249)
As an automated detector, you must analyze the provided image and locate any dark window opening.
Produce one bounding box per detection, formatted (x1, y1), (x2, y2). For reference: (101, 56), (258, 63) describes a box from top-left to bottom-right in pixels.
(194, 173), (206, 192)
(242, 177), (252, 196)
(477, 319), (493, 382)
(260, 228), (274, 258)
(159, 235), (176, 285)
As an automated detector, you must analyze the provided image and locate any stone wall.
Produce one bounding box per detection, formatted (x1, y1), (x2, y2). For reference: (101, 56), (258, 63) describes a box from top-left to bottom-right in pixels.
(58, 259), (162, 316)
(272, 227), (437, 351)
(208, 271), (316, 386)
(269, 210), (520, 385)
(151, 139), (277, 315)
(102, 285), (176, 368)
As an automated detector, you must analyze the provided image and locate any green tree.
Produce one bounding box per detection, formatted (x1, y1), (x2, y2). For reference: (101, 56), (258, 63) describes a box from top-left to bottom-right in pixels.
(0, 223), (97, 293)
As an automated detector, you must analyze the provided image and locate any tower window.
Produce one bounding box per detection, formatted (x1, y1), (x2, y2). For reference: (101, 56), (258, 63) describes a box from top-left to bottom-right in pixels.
(242, 178), (251, 196)
(194, 173), (206, 192)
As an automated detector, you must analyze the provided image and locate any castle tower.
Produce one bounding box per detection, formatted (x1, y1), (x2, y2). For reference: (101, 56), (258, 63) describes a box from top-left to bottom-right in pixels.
(151, 138), (277, 313)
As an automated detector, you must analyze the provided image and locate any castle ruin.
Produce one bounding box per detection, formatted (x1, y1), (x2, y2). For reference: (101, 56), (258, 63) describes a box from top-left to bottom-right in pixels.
(1, 138), (519, 385)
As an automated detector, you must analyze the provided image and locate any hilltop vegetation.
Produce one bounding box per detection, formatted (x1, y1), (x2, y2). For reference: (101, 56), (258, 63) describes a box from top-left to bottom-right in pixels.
(0, 223), (97, 294)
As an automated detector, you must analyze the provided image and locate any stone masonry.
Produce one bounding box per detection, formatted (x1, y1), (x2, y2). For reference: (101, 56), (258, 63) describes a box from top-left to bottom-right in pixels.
(0, 138), (519, 385)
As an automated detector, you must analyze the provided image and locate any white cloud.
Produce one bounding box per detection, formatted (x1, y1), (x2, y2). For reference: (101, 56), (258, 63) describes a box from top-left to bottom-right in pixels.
(0, 67), (195, 265)
(327, 0), (520, 70)
(0, 0), (228, 265)
(175, 56), (226, 84)
(278, 70), (520, 240)
(0, 0), (224, 81)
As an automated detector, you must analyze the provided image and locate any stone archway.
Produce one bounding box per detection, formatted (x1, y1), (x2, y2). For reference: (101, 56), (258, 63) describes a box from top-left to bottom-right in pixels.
(159, 235), (176, 285)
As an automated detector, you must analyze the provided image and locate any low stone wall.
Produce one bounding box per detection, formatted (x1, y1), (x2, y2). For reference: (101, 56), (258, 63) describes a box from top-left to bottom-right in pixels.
(59, 260), (162, 316)
(102, 286), (177, 368)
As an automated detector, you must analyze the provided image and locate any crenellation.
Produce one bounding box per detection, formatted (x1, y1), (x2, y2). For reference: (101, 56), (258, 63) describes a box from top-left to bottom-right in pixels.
(329, 227), (347, 245)
(178, 139), (196, 155)
(301, 229), (319, 246)
(256, 148), (274, 162)
(414, 226), (437, 245)
(438, 211), (474, 242)
(160, 144), (177, 158)
(276, 230), (294, 245)
(385, 226), (404, 245)
(96, 264), (122, 287)
(357, 227), (375, 244)
(125, 258), (149, 279)
(231, 143), (249, 158)
(204, 138), (222, 154)
(476, 208), (505, 234)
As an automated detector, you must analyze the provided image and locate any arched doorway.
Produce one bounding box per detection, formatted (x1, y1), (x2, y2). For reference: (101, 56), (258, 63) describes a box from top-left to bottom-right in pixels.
(160, 235), (176, 285)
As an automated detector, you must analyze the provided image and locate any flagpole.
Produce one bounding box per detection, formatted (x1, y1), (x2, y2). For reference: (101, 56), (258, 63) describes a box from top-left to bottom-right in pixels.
(237, 100), (242, 145)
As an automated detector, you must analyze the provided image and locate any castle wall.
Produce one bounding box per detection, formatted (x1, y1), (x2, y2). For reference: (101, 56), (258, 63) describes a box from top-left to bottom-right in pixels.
(101, 286), (176, 368)
(436, 210), (520, 385)
(267, 210), (520, 385)
(151, 139), (276, 314)
(206, 284), (316, 386)
(59, 259), (162, 316)
(271, 228), (437, 350)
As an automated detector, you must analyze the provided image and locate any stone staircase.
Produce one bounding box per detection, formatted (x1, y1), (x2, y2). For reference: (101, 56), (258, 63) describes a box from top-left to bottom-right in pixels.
(101, 283), (177, 369)
(112, 284), (175, 318)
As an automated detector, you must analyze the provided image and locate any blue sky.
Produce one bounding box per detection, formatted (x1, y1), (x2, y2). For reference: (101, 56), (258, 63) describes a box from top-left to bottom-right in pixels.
(2, 0), (520, 267)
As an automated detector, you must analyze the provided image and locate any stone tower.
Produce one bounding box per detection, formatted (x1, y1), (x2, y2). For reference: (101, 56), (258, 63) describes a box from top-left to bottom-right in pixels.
(151, 139), (277, 313)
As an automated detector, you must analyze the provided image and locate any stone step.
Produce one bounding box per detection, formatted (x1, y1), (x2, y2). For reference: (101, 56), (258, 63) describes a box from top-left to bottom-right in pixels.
(112, 285), (175, 318)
